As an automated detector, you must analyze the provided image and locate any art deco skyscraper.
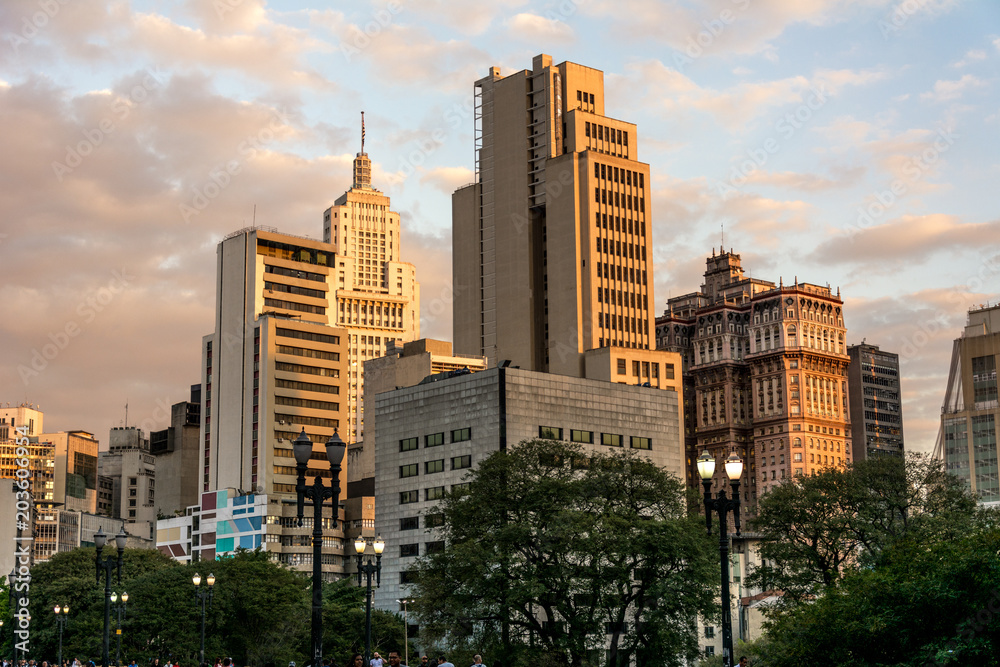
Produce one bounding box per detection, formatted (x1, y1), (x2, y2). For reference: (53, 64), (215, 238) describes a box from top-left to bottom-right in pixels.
(453, 54), (654, 375)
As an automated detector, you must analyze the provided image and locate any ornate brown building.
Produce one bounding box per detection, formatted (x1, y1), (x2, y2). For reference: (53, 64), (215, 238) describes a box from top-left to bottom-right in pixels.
(657, 250), (852, 519)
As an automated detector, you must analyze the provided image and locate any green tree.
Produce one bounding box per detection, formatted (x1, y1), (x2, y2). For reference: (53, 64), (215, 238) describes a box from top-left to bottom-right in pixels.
(751, 518), (1000, 666)
(746, 454), (978, 606)
(411, 439), (717, 667)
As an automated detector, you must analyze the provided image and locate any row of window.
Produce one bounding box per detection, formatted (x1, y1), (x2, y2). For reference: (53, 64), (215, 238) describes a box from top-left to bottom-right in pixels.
(400, 456), (472, 478)
(538, 426), (651, 450)
(400, 483), (471, 505)
(400, 513), (444, 530)
(399, 428), (471, 452)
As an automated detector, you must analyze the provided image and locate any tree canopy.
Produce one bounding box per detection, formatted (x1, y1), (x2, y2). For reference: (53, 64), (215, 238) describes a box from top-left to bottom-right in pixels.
(410, 439), (718, 667)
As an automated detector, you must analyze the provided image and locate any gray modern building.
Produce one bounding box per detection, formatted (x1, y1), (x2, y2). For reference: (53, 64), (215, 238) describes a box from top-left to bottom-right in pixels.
(938, 304), (1000, 504)
(847, 343), (904, 460)
(370, 365), (684, 612)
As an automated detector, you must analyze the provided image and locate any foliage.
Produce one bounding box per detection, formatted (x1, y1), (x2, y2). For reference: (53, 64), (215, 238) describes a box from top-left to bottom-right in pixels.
(746, 453), (978, 607)
(751, 517), (1000, 666)
(410, 439), (718, 667)
(323, 579), (409, 665)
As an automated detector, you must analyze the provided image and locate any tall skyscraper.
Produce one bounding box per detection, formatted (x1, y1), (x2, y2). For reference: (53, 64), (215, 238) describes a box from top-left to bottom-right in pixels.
(324, 143), (420, 443)
(657, 250), (852, 516)
(199, 140), (420, 576)
(937, 303), (999, 504)
(847, 343), (904, 460)
(453, 54), (654, 376)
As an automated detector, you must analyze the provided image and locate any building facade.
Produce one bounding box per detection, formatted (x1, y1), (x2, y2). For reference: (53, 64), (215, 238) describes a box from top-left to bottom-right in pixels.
(938, 304), (1000, 504)
(847, 343), (904, 460)
(453, 54), (655, 375)
(657, 250), (852, 518)
(150, 385), (202, 517)
(370, 365), (684, 611)
(99, 426), (157, 541)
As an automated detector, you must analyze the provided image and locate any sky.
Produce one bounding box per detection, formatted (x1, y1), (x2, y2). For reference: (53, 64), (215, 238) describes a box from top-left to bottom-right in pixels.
(1, 0), (998, 454)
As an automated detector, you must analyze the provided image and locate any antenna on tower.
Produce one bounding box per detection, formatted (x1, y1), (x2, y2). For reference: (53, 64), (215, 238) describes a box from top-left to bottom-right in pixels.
(361, 111), (366, 155)
(252, 204), (256, 226)
(721, 223), (724, 251)
(125, 399), (128, 428)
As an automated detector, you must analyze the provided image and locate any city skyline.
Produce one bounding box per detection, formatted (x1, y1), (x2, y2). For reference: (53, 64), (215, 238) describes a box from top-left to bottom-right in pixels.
(1, 0), (998, 453)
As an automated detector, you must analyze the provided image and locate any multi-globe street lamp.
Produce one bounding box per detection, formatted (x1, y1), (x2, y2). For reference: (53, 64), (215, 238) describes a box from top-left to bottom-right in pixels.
(355, 536), (385, 667)
(396, 598), (414, 667)
(54, 604), (70, 666)
(697, 450), (744, 667)
(294, 427), (347, 667)
(193, 573), (215, 666)
(110, 591), (128, 666)
(95, 526), (128, 667)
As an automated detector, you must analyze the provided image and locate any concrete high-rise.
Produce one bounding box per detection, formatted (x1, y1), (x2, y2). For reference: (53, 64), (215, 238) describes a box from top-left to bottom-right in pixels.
(657, 250), (852, 516)
(150, 385), (202, 516)
(847, 343), (904, 460)
(938, 304), (1000, 504)
(453, 54), (655, 375)
(324, 148), (420, 443)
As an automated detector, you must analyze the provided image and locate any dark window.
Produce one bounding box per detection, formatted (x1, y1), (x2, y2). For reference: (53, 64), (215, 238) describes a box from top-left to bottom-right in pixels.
(400, 517), (419, 531)
(425, 513), (445, 528)
(452, 482), (471, 494)
(400, 570), (418, 584)
(426, 459), (444, 474)
(425, 432), (444, 447)
(452, 455), (472, 470)
(451, 427), (471, 442)
(400, 437), (418, 452)
(426, 486), (445, 501)
(400, 543), (419, 557)
(400, 464), (418, 478)
(539, 426), (563, 440)
(425, 541), (445, 555)
(400, 490), (418, 504)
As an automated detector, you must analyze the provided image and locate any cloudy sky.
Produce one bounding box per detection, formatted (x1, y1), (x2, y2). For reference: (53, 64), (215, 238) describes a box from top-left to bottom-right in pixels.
(1, 0), (997, 453)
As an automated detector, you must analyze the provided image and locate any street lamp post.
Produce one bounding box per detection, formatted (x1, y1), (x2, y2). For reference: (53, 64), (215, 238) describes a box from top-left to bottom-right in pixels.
(193, 573), (215, 666)
(355, 536), (385, 667)
(110, 592), (128, 666)
(396, 598), (414, 667)
(697, 450), (743, 667)
(54, 604), (69, 667)
(95, 527), (128, 667)
(294, 428), (347, 667)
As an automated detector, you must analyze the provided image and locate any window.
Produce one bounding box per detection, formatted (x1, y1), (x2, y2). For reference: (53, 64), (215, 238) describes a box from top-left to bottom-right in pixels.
(400, 517), (419, 531)
(400, 490), (418, 504)
(400, 570), (418, 584)
(705, 626), (715, 638)
(425, 513), (445, 528)
(425, 540), (445, 555)
(425, 432), (444, 447)
(426, 459), (444, 474)
(452, 482), (471, 494)
(400, 437), (418, 452)
(602, 433), (623, 447)
(452, 455), (472, 470)
(400, 543), (419, 557)
(571, 430), (594, 444)
(400, 464), (418, 478)
(630, 436), (652, 450)
(451, 427), (471, 443)
(426, 486), (445, 501)
(617, 359), (626, 375)
(539, 426), (563, 440)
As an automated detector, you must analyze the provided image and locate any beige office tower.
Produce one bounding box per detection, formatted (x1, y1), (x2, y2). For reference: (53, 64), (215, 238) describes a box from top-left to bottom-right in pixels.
(202, 229), (350, 498)
(454, 54), (654, 375)
(324, 149), (420, 443)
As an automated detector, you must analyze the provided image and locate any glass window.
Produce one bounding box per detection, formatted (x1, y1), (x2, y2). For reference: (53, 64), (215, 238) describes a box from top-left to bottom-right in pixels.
(400, 543), (419, 557)
(400, 464), (418, 478)
(570, 430), (594, 444)
(601, 433), (623, 447)
(400, 490), (418, 504)
(539, 426), (563, 440)
(399, 437), (418, 452)
(426, 459), (444, 474)
(425, 433), (444, 447)
(630, 436), (652, 450)
(426, 486), (445, 501)
(425, 541), (445, 555)
(425, 513), (445, 528)
(452, 455), (472, 470)
(451, 427), (471, 443)
(400, 517), (419, 531)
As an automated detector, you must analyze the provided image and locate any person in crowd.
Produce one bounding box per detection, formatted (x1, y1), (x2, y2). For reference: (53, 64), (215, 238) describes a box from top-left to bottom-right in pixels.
(468, 656), (484, 667)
